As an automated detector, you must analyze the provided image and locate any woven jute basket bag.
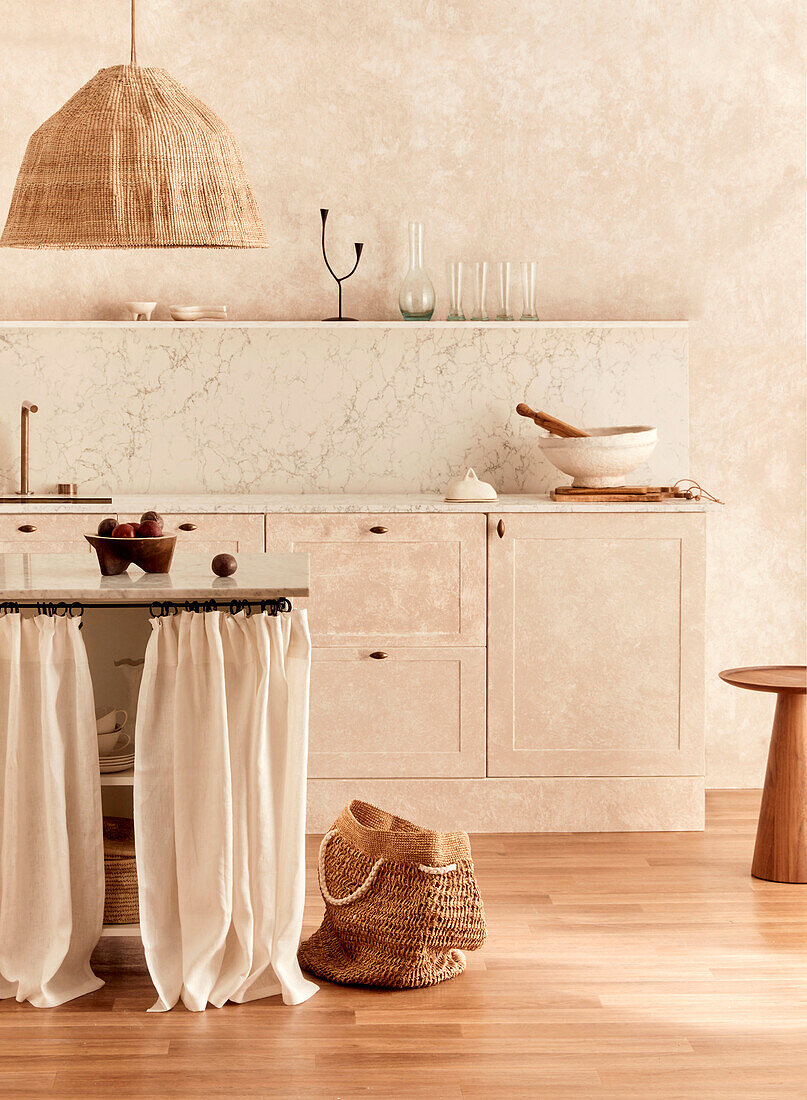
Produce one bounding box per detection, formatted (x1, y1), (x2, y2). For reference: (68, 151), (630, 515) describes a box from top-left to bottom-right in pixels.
(298, 800), (486, 989)
(102, 816), (139, 926)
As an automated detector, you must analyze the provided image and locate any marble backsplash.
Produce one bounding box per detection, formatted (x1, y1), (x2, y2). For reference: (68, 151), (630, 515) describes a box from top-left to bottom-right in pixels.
(0, 324), (688, 495)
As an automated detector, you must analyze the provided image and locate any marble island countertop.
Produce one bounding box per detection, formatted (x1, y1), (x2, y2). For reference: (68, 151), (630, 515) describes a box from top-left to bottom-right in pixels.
(0, 492), (717, 514)
(0, 553), (309, 603)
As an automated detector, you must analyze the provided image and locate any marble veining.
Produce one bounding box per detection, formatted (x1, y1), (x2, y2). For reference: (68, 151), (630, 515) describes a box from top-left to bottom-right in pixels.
(0, 325), (688, 496)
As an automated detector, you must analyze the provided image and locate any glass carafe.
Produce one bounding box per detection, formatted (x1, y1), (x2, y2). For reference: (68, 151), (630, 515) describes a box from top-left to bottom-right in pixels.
(399, 222), (435, 321)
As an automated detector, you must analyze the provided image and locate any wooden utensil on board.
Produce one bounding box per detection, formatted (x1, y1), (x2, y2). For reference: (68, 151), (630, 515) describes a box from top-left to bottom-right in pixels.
(516, 404), (590, 438)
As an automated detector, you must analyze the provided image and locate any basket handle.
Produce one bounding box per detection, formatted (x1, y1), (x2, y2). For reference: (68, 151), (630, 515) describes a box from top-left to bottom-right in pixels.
(318, 829), (384, 907)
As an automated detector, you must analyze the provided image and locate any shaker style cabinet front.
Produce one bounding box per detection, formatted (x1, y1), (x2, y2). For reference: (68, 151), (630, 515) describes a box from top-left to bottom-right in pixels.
(0, 513), (98, 554)
(487, 512), (705, 778)
(266, 513), (485, 646)
(309, 647), (486, 778)
(267, 513), (487, 778)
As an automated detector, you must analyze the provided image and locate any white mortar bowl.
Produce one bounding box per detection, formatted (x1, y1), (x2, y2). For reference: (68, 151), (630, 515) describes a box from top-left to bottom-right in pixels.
(539, 426), (658, 488)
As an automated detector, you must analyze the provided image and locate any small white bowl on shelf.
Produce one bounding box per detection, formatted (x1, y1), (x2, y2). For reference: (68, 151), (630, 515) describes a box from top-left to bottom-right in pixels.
(124, 301), (157, 321)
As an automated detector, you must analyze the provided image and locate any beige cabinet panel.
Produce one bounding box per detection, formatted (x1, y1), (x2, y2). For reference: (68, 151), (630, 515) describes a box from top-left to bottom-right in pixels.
(0, 513), (102, 553)
(487, 512), (705, 778)
(267, 514), (485, 646)
(308, 646), (486, 778)
(121, 512), (263, 554)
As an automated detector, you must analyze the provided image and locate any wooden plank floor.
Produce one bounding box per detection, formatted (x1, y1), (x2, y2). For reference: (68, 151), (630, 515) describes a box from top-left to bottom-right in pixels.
(2, 790), (807, 1098)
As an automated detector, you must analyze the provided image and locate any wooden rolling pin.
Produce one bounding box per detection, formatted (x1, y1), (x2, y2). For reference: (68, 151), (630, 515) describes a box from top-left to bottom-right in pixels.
(516, 404), (590, 438)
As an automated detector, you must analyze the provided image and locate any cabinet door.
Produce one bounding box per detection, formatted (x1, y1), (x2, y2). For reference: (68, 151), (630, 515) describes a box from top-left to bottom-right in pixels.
(266, 514), (485, 646)
(0, 513), (101, 554)
(487, 512), (705, 777)
(308, 646), (486, 778)
(120, 513), (263, 554)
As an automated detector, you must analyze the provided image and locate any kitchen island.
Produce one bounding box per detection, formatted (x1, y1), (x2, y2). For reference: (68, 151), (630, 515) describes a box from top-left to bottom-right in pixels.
(0, 551), (315, 1007)
(0, 551), (309, 606)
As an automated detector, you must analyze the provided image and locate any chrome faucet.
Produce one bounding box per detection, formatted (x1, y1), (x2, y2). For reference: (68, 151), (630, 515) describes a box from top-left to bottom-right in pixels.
(19, 400), (38, 495)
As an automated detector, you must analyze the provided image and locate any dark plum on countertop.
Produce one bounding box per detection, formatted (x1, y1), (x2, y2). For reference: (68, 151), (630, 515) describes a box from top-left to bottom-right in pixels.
(212, 553), (237, 577)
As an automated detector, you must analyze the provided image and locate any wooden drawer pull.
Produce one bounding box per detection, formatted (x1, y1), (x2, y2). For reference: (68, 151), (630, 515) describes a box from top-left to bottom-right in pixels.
(369, 651), (389, 660)
(496, 519), (505, 538)
(17, 524), (37, 533)
(369, 525), (388, 534)
(178, 522), (198, 531)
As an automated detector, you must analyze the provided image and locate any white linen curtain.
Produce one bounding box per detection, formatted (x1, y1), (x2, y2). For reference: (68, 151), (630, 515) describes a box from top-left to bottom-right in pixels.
(134, 609), (318, 1012)
(0, 614), (104, 1008)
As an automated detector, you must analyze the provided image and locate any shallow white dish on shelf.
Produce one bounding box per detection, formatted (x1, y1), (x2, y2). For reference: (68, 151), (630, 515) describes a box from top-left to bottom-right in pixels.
(170, 304), (228, 321)
(99, 733), (134, 773)
(100, 758), (134, 774)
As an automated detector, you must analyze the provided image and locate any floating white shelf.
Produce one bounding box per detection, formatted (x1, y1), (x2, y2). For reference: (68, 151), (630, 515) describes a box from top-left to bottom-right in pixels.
(100, 768), (134, 786)
(0, 319), (689, 329)
(101, 923), (140, 937)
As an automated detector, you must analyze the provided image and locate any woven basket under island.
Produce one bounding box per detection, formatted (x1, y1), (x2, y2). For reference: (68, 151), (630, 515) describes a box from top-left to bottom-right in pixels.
(102, 817), (139, 926)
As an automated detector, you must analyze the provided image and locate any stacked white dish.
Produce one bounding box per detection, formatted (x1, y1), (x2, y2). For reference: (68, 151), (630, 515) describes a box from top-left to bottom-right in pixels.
(169, 304), (228, 321)
(99, 731), (134, 774)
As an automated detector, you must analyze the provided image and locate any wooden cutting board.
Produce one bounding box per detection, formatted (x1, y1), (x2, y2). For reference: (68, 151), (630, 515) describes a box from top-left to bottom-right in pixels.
(551, 485), (690, 502)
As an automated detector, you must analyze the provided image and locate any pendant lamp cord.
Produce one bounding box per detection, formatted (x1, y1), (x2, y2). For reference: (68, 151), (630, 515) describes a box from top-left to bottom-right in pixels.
(130, 0), (137, 65)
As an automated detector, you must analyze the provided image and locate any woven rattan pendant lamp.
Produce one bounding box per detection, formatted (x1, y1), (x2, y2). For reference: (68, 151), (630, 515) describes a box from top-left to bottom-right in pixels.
(1, 0), (267, 248)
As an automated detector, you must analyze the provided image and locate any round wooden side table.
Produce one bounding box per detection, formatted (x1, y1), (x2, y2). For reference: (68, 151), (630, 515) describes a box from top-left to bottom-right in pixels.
(719, 666), (807, 883)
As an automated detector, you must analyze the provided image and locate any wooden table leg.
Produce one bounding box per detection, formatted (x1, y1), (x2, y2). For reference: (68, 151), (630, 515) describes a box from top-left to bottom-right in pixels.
(752, 693), (807, 883)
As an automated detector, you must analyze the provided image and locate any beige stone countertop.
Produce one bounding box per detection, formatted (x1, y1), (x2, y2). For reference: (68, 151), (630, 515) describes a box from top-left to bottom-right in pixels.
(0, 553), (309, 603)
(0, 492), (718, 514)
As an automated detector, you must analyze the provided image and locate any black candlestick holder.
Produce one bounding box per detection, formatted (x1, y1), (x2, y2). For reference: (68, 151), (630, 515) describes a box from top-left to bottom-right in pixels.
(321, 209), (363, 321)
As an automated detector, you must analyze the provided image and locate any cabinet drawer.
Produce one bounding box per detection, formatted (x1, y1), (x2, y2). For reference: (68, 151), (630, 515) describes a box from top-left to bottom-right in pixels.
(121, 513), (263, 554)
(267, 513), (485, 645)
(308, 646), (486, 778)
(0, 513), (99, 553)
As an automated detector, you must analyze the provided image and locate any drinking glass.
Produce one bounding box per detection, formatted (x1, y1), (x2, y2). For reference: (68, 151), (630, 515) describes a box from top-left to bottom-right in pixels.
(471, 261), (489, 321)
(496, 262), (515, 321)
(520, 261), (539, 320)
(446, 262), (465, 321)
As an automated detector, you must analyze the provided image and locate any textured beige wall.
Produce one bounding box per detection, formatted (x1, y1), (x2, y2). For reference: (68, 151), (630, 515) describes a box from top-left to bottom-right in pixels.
(0, 1), (804, 786)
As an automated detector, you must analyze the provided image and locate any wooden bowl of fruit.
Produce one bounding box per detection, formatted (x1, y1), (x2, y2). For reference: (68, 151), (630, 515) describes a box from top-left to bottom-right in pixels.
(86, 512), (177, 576)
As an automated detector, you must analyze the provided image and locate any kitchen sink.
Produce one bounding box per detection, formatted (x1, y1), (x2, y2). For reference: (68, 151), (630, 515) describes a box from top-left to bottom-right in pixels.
(5, 401), (113, 506)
